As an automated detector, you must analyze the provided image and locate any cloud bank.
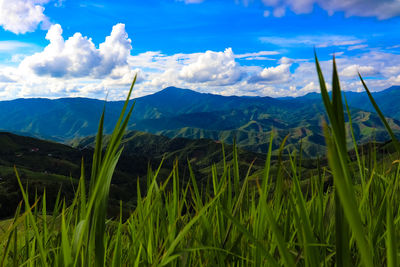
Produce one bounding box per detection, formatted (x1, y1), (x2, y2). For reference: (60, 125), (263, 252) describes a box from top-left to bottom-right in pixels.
(1, 26), (400, 100)
(178, 0), (400, 19)
(0, 17), (398, 100)
(261, 0), (400, 19)
(20, 23), (132, 78)
(0, 0), (50, 34)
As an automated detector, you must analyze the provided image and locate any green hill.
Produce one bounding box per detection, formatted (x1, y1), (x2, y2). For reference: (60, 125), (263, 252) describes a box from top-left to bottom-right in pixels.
(1, 86), (400, 157)
(0, 131), (276, 219)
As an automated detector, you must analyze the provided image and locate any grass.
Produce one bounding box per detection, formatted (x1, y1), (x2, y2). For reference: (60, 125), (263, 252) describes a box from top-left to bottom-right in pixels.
(1, 57), (400, 266)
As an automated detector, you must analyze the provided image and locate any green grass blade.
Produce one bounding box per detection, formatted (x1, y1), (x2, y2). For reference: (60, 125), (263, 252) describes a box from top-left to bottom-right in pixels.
(61, 203), (72, 267)
(344, 95), (364, 184)
(160, 185), (225, 265)
(316, 53), (374, 267)
(14, 167), (48, 266)
(323, 123), (373, 267)
(386, 198), (397, 267)
(263, 203), (295, 266)
(90, 107), (105, 193)
(358, 74), (400, 154)
(220, 206), (279, 267)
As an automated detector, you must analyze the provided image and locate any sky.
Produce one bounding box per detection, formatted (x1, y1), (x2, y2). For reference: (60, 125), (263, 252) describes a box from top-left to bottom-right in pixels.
(0, 0), (400, 100)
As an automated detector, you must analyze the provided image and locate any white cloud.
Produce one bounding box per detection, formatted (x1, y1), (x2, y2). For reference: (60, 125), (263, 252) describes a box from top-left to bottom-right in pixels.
(20, 23), (132, 78)
(330, 51), (344, 57)
(54, 0), (65, 7)
(299, 81), (319, 94)
(347, 44), (368, 51)
(0, 41), (38, 52)
(387, 44), (400, 49)
(96, 24), (132, 77)
(0, 74), (16, 83)
(243, 56), (276, 61)
(340, 65), (378, 77)
(278, 56), (293, 64)
(248, 62), (291, 83)
(260, 35), (365, 48)
(10, 54), (28, 63)
(1, 31), (400, 100)
(261, 0), (400, 19)
(0, 0), (51, 34)
(178, 48), (245, 85)
(272, 6), (286, 17)
(384, 66), (400, 76)
(235, 51), (279, 59)
(390, 74), (400, 84)
(263, 10), (270, 17)
(286, 50), (400, 96)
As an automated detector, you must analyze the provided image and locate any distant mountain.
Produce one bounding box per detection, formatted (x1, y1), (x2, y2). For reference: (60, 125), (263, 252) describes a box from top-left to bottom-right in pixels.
(342, 86), (400, 119)
(1, 85), (400, 157)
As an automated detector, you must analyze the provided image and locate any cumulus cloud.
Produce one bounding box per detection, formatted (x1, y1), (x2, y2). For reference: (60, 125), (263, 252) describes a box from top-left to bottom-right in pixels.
(2, 35), (400, 100)
(278, 56), (293, 64)
(248, 62), (291, 83)
(20, 23), (132, 78)
(0, 0), (51, 34)
(261, 0), (400, 19)
(287, 50), (400, 95)
(0, 74), (16, 83)
(340, 65), (378, 77)
(178, 48), (245, 85)
(3, 46), (400, 100)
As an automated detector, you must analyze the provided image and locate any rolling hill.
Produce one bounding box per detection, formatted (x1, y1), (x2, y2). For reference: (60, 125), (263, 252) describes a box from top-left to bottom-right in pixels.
(0, 130), (273, 219)
(1, 86), (400, 157)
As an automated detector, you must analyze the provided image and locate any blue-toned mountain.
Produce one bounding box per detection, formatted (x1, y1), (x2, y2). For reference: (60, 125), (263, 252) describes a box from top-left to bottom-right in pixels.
(1, 86), (400, 157)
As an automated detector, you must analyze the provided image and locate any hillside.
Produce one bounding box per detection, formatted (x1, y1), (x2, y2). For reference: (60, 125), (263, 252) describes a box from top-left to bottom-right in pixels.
(1, 86), (400, 157)
(0, 131), (274, 219)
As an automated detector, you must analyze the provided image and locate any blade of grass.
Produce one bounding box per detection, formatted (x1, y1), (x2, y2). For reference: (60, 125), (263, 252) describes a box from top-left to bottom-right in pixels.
(386, 198), (397, 267)
(358, 74), (400, 154)
(14, 167), (48, 266)
(316, 52), (373, 267)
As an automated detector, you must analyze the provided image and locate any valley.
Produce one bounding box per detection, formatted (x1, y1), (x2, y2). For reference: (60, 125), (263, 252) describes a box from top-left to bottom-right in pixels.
(1, 86), (400, 158)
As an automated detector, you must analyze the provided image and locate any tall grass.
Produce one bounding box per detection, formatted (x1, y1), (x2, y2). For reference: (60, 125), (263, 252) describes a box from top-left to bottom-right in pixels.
(1, 57), (399, 266)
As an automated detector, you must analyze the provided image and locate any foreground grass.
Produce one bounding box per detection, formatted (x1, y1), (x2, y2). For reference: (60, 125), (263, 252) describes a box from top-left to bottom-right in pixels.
(1, 58), (400, 266)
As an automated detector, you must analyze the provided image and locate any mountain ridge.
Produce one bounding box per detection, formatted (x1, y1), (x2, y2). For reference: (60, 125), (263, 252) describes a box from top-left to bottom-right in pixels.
(5, 84), (400, 102)
(1, 85), (400, 157)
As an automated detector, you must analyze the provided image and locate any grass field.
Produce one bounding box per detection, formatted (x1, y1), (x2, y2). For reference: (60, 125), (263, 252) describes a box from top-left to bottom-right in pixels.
(1, 57), (399, 266)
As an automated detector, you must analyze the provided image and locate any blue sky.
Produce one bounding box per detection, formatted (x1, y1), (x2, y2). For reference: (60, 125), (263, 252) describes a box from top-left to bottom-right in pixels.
(0, 0), (400, 100)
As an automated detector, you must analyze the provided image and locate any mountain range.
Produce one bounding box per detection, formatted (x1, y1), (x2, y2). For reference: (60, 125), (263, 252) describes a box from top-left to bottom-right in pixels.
(1, 85), (400, 157)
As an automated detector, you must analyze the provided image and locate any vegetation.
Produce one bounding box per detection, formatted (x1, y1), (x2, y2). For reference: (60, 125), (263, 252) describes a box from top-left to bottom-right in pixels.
(0, 130), (281, 219)
(2, 83), (400, 158)
(1, 56), (400, 266)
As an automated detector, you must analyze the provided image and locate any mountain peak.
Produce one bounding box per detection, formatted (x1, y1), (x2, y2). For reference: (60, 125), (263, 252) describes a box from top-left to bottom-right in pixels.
(157, 86), (199, 95)
(162, 86), (184, 92)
